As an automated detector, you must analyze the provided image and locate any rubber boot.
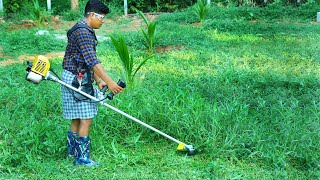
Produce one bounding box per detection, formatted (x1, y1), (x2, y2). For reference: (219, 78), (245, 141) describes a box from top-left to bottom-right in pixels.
(74, 136), (99, 166)
(66, 131), (78, 158)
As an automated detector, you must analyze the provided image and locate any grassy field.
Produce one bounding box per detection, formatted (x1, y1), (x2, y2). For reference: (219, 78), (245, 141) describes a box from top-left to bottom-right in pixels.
(0, 5), (319, 179)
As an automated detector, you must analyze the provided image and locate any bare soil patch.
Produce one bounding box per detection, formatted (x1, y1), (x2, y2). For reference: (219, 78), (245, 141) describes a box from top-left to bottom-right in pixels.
(0, 46), (3, 57)
(121, 19), (141, 32)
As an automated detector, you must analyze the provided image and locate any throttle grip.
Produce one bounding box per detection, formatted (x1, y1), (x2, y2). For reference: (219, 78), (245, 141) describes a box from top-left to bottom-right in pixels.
(107, 80), (126, 100)
(101, 86), (108, 95)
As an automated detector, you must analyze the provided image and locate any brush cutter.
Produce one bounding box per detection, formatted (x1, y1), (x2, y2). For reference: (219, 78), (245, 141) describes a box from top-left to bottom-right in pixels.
(25, 55), (197, 156)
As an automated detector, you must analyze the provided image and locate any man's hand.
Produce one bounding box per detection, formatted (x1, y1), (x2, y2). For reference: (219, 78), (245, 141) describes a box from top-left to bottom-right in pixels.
(92, 63), (123, 94)
(107, 80), (123, 95)
(97, 81), (107, 90)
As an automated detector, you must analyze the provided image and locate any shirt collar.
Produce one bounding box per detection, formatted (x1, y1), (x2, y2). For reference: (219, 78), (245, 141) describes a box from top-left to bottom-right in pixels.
(79, 19), (94, 32)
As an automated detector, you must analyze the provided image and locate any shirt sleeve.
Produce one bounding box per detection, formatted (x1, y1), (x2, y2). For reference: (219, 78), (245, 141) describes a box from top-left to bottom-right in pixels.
(74, 28), (100, 69)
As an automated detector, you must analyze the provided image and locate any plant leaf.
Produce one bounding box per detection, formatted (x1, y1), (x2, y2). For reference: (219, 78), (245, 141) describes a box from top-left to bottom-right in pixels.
(133, 55), (154, 77)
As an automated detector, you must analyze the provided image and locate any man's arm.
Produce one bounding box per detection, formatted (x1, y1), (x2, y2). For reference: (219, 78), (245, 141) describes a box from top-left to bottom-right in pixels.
(92, 63), (123, 94)
(75, 29), (123, 94)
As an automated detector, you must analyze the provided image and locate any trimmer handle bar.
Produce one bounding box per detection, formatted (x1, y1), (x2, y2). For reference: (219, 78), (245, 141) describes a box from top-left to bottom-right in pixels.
(100, 80), (126, 100)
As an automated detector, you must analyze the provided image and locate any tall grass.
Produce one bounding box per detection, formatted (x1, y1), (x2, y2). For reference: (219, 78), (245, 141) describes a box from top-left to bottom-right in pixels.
(0, 5), (319, 179)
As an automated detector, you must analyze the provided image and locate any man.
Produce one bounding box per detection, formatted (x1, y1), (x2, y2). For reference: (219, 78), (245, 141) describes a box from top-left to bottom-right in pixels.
(61, 0), (123, 166)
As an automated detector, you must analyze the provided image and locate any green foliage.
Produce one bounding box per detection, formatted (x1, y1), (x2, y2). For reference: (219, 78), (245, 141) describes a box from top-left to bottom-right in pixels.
(157, 7), (198, 24)
(3, 0), (26, 14)
(125, 0), (197, 12)
(109, 34), (153, 84)
(50, 0), (71, 15)
(158, 3), (320, 25)
(104, 1), (124, 17)
(61, 10), (82, 21)
(2, 0), (319, 20)
(32, 0), (47, 26)
(136, 9), (160, 52)
(60, 0), (88, 20)
(193, 0), (209, 23)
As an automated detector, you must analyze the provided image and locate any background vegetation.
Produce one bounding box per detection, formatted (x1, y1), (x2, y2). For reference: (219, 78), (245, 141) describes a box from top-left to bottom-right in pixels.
(0, 1), (319, 179)
(2, 0), (320, 16)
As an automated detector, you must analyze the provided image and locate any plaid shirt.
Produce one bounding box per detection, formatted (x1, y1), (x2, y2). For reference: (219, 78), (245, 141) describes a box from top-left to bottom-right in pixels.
(63, 20), (100, 76)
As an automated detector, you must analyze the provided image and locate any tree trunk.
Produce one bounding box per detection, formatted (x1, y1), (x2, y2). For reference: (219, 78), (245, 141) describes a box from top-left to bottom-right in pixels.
(0, 0), (3, 13)
(47, 0), (51, 11)
(71, 0), (79, 10)
(124, 0), (128, 16)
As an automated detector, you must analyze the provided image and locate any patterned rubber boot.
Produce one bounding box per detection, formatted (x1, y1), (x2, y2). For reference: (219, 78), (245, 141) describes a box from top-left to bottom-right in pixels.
(74, 136), (99, 166)
(67, 131), (78, 158)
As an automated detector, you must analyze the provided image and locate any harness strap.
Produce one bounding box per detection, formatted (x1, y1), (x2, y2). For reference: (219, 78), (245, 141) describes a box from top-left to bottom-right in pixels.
(67, 22), (97, 82)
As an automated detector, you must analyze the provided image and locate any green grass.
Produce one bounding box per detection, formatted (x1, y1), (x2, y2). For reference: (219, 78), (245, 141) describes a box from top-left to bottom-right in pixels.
(0, 27), (65, 59)
(0, 5), (320, 179)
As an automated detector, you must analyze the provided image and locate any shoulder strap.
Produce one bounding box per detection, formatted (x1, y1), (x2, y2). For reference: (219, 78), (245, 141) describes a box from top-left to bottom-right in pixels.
(68, 22), (96, 81)
(67, 23), (97, 41)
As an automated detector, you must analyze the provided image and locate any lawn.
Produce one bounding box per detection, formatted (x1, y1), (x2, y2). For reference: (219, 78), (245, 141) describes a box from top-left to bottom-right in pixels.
(0, 5), (319, 179)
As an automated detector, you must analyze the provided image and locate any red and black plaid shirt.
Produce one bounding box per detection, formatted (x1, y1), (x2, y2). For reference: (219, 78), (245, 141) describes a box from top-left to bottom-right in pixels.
(63, 20), (100, 75)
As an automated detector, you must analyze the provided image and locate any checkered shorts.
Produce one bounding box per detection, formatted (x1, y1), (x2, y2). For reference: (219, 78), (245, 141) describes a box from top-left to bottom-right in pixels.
(61, 70), (104, 120)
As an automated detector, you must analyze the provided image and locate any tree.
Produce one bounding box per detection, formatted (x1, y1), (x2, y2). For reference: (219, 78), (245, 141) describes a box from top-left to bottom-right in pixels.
(71, 0), (79, 10)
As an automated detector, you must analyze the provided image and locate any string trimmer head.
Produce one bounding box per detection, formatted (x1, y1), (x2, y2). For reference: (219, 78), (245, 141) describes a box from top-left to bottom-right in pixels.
(177, 142), (197, 156)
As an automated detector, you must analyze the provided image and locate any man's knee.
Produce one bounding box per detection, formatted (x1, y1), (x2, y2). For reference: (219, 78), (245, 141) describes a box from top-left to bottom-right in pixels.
(80, 119), (92, 127)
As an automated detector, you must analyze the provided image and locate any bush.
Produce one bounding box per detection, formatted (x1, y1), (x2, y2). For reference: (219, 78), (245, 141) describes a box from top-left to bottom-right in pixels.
(3, 0), (28, 14)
